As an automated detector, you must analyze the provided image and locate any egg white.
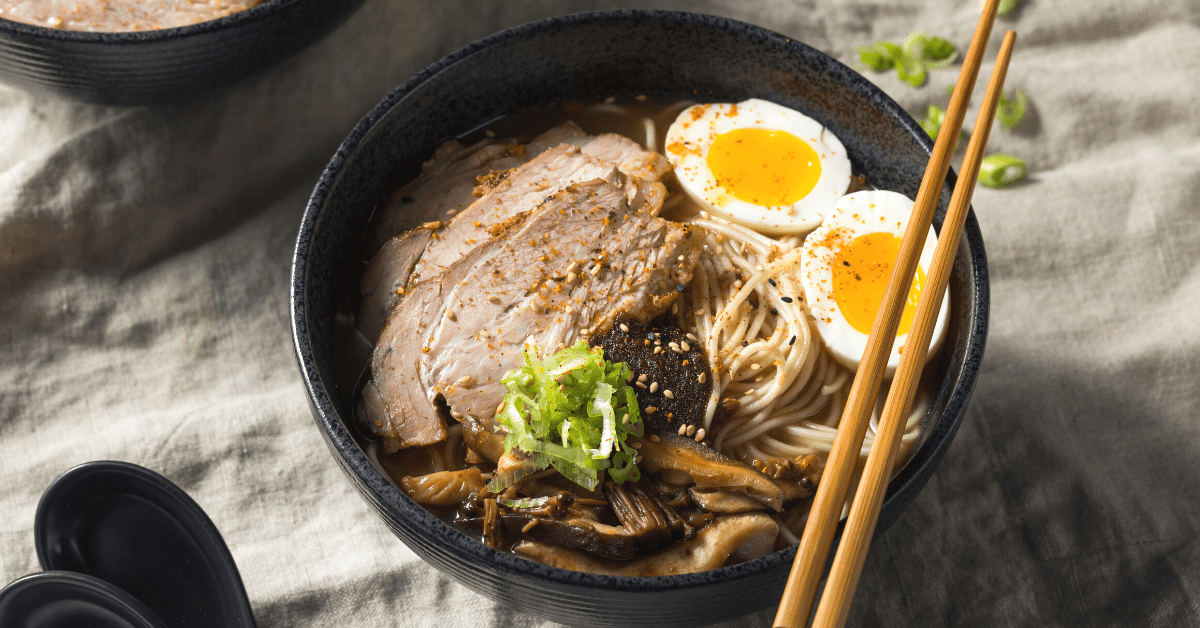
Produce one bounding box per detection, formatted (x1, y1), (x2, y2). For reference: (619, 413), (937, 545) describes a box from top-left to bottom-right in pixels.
(798, 190), (949, 376)
(664, 98), (852, 235)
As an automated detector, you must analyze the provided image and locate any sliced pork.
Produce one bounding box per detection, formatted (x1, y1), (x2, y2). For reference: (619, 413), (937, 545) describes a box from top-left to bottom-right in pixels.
(359, 128), (670, 343)
(366, 178), (704, 454)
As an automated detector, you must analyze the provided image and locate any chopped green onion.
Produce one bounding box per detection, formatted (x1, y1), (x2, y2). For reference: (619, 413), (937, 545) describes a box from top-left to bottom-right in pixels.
(855, 41), (905, 71)
(903, 32), (958, 70)
(919, 105), (966, 150)
(856, 33), (956, 88)
(498, 496), (553, 509)
(896, 55), (928, 87)
(996, 89), (1028, 131)
(979, 154), (1027, 188)
(488, 340), (642, 492)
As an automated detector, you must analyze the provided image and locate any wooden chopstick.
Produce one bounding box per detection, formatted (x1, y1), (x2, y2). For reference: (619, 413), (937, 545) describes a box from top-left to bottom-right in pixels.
(772, 1), (1002, 626)
(809, 29), (1018, 628)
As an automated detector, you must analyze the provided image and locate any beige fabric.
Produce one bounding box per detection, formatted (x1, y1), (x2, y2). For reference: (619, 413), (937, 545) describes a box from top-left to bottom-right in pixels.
(2, 0), (1198, 626)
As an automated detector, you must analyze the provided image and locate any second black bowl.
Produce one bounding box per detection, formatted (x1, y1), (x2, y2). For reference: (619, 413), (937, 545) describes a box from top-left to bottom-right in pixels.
(0, 0), (365, 106)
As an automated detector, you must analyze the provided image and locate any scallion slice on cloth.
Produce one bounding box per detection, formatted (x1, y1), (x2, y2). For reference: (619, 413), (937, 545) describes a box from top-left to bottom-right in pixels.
(487, 340), (643, 492)
(980, 154), (1027, 188)
(996, 89), (1028, 130)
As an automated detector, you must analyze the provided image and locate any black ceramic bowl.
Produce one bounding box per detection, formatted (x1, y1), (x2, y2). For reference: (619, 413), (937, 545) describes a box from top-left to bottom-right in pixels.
(0, 0), (365, 106)
(291, 10), (988, 627)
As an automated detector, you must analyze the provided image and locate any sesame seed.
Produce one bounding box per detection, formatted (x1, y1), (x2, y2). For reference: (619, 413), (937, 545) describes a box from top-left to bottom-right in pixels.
(695, 428), (706, 442)
(621, 413), (630, 424)
(634, 454), (643, 464)
(631, 442), (642, 449)
(636, 382), (647, 389)
(664, 390), (674, 399)
(768, 278), (777, 287)
(649, 434), (661, 443)
(488, 295), (500, 303)
(680, 341), (690, 352)
(678, 425), (688, 435)
(675, 283), (686, 292)
(698, 372), (706, 384)
(789, 336), (797, 346)
(686, 425), (696, 436)
(620, 323), (630, 332)
(566, 262), (579, 274)
(450, 410), (463, 419)
(445, 309), (457, 321)
(654, 346), (663, 354)
(650, 382), (658, 393)
(677, 255), (684, 261)
(647, 332), (656, 341)
(781, 296), (794, 303)
(567, 272), (578, 284)
(638, 374), (648, 383)
(626, 371), (634, 382)
(672, 303), (678, 315)
(590, 265), (601, 276)
(458, 375), (473, 385)
(770, 308), (778, 316)
(447, 209), (458, 216)
(750, 363), (761, 371)
(565, 305), (573, 314)
(645, 406), (657, 414)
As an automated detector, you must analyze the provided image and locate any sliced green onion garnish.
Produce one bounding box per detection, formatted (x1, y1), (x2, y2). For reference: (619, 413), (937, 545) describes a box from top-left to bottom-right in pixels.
(497, 496), (553, 509)
(996, 89), (1028, 131)
(979, 154), (1027, 188)
(487, 340), (642, 492)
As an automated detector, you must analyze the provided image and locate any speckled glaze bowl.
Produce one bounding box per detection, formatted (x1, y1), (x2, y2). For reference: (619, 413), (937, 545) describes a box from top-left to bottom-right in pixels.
(0, 0), (365, 106)
(291, 10), (988, 627)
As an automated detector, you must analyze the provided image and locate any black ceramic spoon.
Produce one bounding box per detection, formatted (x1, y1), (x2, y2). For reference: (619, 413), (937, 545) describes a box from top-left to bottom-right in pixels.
(0, 571), (169, 628)
(33, 461), (257, 628)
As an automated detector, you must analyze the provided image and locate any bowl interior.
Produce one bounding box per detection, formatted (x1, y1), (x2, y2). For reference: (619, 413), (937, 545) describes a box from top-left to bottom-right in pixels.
(293, 10), (987, 626)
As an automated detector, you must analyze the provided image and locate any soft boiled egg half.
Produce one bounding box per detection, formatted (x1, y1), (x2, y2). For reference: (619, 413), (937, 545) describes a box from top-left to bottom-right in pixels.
(799, 190), (949, 376)
(664, 98), (852, 235)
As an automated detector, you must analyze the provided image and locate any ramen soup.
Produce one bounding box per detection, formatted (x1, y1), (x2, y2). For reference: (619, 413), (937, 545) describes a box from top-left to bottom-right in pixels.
(0, 0), (264, 31)
(333, 97), (950, 576)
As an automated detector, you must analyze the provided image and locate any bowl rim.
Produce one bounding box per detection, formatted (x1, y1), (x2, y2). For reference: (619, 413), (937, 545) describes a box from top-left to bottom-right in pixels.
(292, 8), (988, 595)
(0, 0), (300, 43)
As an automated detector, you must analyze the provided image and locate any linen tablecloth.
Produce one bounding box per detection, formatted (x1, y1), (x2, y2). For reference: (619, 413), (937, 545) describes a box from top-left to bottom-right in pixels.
(2, 0), (1198, 625)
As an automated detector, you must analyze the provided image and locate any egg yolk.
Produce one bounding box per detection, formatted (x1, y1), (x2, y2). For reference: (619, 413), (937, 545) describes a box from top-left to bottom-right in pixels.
(706, 128), (821, 206)
(831, 232), (925, 336)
